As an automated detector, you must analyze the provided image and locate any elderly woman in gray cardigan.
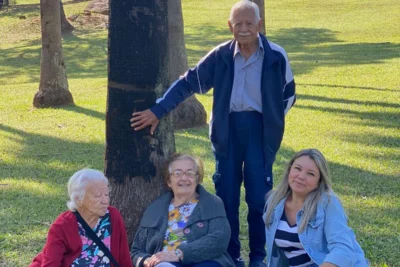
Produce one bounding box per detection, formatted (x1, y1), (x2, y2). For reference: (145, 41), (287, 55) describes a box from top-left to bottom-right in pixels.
(131, 154), (234, 267)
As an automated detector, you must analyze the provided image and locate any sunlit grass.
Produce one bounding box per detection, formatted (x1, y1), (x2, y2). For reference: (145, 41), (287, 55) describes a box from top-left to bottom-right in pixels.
(0, 0), (399, 266)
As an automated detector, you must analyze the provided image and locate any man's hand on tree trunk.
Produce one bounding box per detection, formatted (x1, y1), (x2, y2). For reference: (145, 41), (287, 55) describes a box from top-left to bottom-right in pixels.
(130, 109), (160, 135)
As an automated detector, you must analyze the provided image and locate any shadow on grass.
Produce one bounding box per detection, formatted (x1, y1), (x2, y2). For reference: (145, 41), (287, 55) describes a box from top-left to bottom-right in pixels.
(0, 123), (105, 184)
(2, 18), (399, 86)
(0, 123), (398, 265)
(297, 83), (398, 93)
(346, 206), (400, 266)
(294, 103), (399, 130)
(0, 3), (39, 19)
(0, 29), (107, 85)
(298, 93), (400, 110)
(60, 105), (106, 120)
(174, 125), (399, 198)
(269, 27), (400, 76)
(338, 132), (400, 149)
(0, 0), (87, 18)
(174, 126), (399, 265)
(184, 25), (400, 77)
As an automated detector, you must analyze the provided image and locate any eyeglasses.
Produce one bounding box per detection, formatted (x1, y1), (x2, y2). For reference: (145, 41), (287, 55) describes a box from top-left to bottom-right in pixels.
(170, 170), (197, 179)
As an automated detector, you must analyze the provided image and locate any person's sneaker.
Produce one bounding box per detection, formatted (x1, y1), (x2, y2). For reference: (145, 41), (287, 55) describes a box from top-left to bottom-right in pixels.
(233, 257), (246, 267)
(248, 260), (266, 267)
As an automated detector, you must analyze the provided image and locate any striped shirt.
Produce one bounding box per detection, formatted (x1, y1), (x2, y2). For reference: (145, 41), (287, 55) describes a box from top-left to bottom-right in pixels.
(274, 212), (314, 267)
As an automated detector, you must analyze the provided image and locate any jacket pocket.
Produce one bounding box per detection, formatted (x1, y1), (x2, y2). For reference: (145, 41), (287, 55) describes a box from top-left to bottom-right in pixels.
(308, 216), (324, 228)
(184, 220), (209, 242)
(212, 172), (221, 185)
(264, 170), (273, 189)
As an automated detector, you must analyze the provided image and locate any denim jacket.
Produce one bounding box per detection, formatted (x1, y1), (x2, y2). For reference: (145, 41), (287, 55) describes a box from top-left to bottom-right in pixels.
(263, 192), (369, 267)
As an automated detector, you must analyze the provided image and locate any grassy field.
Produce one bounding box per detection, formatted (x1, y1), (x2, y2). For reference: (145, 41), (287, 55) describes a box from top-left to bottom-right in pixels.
(0, 0), (399, 266)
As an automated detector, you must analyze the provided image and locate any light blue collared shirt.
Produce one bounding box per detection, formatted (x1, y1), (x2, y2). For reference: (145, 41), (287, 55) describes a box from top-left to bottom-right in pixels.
(230, 35), (264, 113)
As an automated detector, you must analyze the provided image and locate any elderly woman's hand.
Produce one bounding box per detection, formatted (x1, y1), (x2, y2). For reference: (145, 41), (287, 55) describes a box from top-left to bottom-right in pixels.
(145, 251), (180, 267)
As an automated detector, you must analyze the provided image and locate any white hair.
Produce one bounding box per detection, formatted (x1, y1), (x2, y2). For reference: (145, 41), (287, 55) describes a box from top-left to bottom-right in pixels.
(229, 0), (261, 23)
(66, 168), (108, 211)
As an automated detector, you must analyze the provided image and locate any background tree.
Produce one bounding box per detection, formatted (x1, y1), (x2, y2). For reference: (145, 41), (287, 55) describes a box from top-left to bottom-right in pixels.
(168, 0), (207, 130)
(106, 0), (175, 242)
(252, 0), (265, 34)
(1, 0), (9, 8)
(60, 0), (74, 34)
(33, 0), (74, 107)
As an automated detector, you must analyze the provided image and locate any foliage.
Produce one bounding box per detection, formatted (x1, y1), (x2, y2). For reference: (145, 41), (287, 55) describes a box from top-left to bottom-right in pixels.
(0, 0), (399, 266)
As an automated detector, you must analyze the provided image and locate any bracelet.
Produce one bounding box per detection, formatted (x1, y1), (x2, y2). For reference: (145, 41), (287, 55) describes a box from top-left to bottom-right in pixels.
(138, 255), (151, 267)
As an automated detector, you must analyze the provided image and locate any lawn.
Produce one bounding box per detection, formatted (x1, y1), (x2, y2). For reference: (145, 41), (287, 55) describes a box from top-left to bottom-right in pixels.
(0, 0), (399, 266)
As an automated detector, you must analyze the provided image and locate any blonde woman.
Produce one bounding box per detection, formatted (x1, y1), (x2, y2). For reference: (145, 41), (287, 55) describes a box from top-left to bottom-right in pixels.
(263, 149), (368, 267)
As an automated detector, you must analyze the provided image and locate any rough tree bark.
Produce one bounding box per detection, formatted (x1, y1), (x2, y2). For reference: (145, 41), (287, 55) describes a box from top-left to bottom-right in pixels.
(252, 0), (265, 34)
(33, 0), (74, 107)
(60, 1), (74, 34)
(169, 0), (207, 130)
(106, 0), (175, 244)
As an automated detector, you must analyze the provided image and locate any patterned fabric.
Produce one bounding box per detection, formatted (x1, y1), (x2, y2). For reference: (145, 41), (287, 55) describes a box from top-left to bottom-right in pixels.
(162, 198), (199, 251)
(71, 210), (112, 267)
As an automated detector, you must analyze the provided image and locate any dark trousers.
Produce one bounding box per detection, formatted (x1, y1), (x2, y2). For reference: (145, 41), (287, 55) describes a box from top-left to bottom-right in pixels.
(167, 261), (221, 267)
(213, 111), (273, 262)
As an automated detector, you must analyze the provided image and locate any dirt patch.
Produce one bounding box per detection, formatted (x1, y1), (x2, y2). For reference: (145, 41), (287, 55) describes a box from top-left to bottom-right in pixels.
(19, 12), (108, 34)
(70, 13), (108, 29)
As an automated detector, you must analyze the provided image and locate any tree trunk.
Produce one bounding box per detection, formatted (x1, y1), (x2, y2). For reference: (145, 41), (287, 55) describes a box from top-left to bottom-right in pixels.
(252, 0), (265, 34)
(60, 0), (74, 34)
(34, 0), (74, 107)
(168, 0), (207, 130)
(106, 0), (175, 244)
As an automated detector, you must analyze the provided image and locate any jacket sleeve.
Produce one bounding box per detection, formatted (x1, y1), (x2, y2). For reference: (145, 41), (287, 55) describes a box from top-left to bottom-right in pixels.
(281, 50), (296, 115)
(150, 48), (217, 119)
(130, 226), (153, 267)
(113, 211), (133, 267)
(323, 196), (356, 267)
(178, 217), (230, 265)
(30, 222), (67, 267)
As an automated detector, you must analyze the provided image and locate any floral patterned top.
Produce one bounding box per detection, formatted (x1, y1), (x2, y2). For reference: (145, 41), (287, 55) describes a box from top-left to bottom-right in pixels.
(71, 210), (112, 267)
(162, 198), (199, 251)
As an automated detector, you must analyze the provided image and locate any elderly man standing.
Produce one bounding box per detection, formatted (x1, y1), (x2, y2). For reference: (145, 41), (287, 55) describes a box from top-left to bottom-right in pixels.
(131, 1), (296, 266)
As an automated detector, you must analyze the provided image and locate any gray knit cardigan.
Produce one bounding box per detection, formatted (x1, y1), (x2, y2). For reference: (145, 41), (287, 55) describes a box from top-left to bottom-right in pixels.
(130, 185), (235, 267)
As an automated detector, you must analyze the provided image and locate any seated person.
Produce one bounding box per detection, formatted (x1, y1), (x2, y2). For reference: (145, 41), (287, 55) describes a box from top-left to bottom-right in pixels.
(30, 169), (132, 267)
(263, 149), (369, 267)
(131, 154), (234, 267)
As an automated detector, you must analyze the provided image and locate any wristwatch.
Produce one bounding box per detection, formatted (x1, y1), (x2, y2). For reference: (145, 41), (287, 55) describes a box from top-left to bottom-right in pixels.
(174, 249), (183, 261)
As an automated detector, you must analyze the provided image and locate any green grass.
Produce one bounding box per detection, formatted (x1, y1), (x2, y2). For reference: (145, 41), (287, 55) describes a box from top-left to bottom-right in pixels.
(1, 0), (399, 266)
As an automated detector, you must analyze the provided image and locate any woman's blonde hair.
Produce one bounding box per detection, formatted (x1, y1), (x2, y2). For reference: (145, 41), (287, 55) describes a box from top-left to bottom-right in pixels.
(265, 149), (332, 232)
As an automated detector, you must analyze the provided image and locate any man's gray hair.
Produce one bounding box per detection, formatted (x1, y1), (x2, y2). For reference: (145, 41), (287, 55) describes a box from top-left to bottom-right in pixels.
(229, 0), (261, 22)
(66, 168), (108, 211)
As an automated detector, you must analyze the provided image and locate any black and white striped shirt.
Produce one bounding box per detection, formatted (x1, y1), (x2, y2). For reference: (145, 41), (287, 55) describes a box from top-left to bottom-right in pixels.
(274, 212), (314, 267)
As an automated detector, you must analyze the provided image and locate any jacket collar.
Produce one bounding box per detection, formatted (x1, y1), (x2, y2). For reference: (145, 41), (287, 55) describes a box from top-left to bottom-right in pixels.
(221, 33), (279, 68)
(140, 185), (224, 227)
(233, 34), (264, 58)
(272, 192), (333, 224)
